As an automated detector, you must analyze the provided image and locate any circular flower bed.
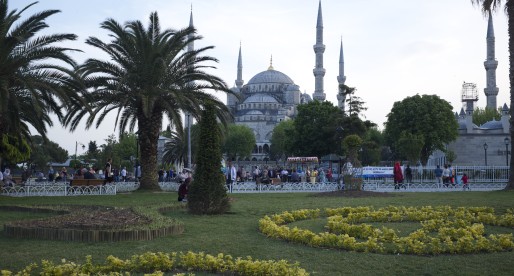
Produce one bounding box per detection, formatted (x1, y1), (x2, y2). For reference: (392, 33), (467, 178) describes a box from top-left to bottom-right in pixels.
(259, 206), (514, 255)
(1, 251), (309, 275)
(2, 205), (184, 242)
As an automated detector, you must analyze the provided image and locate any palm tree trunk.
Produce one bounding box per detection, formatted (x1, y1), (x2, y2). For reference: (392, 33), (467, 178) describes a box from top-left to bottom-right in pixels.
(138, 113), (163, 190)
(508, 0), (514, 190)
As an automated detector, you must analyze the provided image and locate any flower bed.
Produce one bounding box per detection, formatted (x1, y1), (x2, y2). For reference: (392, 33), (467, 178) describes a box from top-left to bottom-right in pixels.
(2, 204), (184, 242)
(259, 206), (514, 255)
(0, 251), (309, 275)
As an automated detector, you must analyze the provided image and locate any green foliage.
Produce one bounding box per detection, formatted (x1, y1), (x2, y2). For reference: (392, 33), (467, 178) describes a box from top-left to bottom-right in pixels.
(64, 12), (231, 190)
(384, 94), (458, 165)
(188, 104), (230, 214)
(28, 135), (68, 170)
(446, 150), (457, 164)
(473, 107), (501, 126)
(360, 140), (381, 166)
(223, 124), (256, 161)
(0, 0), (80, 144)
(293, 101), (345, 157)
(397, 132), (424, 165)
(343, 134), (362, 167)
(162, 124), (199, 166)
(270, 120), (296, 160)
(0, 134), (31, 164)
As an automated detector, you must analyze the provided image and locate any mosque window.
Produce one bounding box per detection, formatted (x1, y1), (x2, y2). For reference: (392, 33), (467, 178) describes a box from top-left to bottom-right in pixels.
(263, 144), (270, 154)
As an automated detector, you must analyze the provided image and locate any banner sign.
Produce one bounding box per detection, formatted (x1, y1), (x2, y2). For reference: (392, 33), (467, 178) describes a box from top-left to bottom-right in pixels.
(361, 166), (394, 178)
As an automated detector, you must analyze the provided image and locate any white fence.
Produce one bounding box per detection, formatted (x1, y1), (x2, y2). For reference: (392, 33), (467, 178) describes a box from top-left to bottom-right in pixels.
(2, 166), (510, 197)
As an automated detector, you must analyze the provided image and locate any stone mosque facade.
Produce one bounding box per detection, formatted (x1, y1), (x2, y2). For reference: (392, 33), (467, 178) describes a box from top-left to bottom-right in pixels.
(429, 12), (511, 166)
(226, 1), (347, 161)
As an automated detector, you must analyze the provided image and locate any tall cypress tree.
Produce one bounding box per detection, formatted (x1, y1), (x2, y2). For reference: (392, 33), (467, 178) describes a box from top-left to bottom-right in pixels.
(187, 104), (230, 214)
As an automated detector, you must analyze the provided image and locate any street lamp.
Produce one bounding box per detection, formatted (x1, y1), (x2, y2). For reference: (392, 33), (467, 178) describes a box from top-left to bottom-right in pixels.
(336, 126), (344, 176)
(504, 137), (510, 166)
(74, 141), (85, 167)
(187, 113), (191, 169)
(483, 142), (488, 166)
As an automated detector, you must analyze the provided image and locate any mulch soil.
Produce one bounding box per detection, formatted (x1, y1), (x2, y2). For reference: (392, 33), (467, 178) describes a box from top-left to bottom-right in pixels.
(9, 206), (151, 230)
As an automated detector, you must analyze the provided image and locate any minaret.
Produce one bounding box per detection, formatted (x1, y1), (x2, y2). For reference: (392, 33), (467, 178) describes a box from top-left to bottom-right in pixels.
(484, 10), (499, 109)
(336, 38), (347, 110)
(312, 0), (326, 101)
(235, 43), (244, 89)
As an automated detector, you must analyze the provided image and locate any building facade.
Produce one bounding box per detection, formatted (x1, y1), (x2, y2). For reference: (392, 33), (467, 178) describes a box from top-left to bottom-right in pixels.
(226, 1), (345, 161)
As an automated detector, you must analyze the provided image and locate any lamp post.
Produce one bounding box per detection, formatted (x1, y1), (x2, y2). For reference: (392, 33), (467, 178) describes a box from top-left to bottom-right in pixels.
(336, 126), (344, 177)
(135, 130), (140, 182)
(74, 141), (85, 167)
(187, 113), (191, 169)
(505, 137), (510, 166)
(483, 142), (488, 166)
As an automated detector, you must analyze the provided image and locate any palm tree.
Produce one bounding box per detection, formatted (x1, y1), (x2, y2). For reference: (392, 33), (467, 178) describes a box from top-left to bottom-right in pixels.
(471, 0), (514, 189)
(162, 125), (199, 167)
(65, 12), (231, 190)
(0, 0), (80, 164)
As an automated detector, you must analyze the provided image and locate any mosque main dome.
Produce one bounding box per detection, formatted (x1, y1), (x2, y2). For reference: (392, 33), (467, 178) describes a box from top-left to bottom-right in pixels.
(247, 69), (294, 85)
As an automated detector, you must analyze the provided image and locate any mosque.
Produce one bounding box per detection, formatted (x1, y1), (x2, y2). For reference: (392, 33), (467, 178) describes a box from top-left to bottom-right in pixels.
(429, 12), (511, 166)
(225, 1), (346, 161)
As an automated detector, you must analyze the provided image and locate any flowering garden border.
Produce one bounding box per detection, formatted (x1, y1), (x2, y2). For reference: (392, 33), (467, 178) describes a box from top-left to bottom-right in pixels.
(1, 251), (309, 276)
(259, 206), (514, 255)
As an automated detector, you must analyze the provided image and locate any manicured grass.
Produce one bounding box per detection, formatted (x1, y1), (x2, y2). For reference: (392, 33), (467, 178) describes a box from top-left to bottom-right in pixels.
(0, 191), (513, 275)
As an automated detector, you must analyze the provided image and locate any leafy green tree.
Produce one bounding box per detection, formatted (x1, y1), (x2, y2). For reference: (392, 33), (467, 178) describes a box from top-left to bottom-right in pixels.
(473, 107), (501, 126)
(397, 132), (425, 165)
(446, 150), (457, 164)
(64, 12), (231, 190)
(223, 124), (255, 161)
(28, 135), (68, 171)
(293, 101), (345, 157)
(384, 94), (458, 165)
(340, 85), (367, 118)
(343, 134), (363, 167)
(0, 0), (81, 166)
(188, 104), (230, 214)
(471, 1), (514, 189)
(269, 120), (295, 160)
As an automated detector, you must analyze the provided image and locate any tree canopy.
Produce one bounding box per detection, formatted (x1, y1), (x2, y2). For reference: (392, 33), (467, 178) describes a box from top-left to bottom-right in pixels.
(473, 107), (501, 126)
(64, 12), (231, 190)
(292, 101), (345, 157)
(384, 94), (458, 165)
(222, 124), (255, 161)
(0, 0), (81, 166)
(269, 120), (295, 160)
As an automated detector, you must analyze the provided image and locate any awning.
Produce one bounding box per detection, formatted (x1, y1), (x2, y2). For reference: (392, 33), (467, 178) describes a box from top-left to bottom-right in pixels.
(287, 157), (319, 163)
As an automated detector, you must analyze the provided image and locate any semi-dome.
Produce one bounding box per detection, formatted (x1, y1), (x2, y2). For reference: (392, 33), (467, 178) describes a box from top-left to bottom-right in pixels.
(481, 120), (503, 129)
(247, 69), (294, 85)
(244, 94), (278, 103)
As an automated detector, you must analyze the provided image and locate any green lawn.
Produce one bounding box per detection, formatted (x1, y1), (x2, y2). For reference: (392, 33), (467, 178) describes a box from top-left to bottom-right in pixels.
(1, 191), (513, 275)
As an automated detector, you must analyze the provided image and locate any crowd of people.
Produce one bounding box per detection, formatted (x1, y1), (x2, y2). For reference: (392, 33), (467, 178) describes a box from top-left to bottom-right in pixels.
(223, 161), (335, 185)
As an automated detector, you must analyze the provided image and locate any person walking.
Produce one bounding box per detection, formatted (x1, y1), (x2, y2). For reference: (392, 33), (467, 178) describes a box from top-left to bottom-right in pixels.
(393, 162), (404, 190)
(225, 160), (236, 187)
(405, 165), (412, 184)
(104, 158), (113, 184)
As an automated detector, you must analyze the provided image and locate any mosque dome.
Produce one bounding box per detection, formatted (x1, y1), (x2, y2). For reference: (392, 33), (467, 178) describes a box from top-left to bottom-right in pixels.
(244, 94), (278, 103)
(247, 69), (294, 85)
(481, 120), (503, 129)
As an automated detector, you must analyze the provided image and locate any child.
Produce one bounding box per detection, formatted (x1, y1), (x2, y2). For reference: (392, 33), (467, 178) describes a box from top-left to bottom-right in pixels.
(461, 173), (469, 190)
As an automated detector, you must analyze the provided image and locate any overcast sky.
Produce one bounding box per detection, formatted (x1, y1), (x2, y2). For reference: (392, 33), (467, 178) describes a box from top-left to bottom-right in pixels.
(12, 0), (510, 155)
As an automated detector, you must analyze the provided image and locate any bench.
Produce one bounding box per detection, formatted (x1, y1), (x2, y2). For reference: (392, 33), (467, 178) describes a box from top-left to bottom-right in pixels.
(71, 179), (105, 186)
(271, 178), (281, 185)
